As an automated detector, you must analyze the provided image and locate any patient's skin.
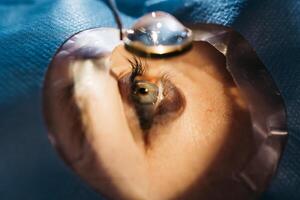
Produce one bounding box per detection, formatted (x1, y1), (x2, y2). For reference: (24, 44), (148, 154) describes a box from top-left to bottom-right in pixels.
(44, 41), (255, 200)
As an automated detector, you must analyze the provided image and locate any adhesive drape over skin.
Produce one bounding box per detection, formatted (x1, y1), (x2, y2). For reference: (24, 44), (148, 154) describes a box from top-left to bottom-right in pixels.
(43, 12), (287, 199)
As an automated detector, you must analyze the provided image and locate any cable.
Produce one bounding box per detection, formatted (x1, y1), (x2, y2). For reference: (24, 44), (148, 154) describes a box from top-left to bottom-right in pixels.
(107, 0), (123, 40)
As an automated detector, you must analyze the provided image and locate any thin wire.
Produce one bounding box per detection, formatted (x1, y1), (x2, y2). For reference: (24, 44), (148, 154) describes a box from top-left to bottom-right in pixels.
(107, 0), (123, 40)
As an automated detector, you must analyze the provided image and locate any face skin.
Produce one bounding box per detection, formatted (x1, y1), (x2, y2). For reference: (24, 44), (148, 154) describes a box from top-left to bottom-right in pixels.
(43, 41), (256, 200)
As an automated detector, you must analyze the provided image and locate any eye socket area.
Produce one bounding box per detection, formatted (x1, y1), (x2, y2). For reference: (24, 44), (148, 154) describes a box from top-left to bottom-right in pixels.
(118, 70), (185, 131)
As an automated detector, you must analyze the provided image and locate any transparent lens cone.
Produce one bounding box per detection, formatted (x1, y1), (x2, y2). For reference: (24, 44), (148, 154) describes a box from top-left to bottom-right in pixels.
(124, 11), (193, 55)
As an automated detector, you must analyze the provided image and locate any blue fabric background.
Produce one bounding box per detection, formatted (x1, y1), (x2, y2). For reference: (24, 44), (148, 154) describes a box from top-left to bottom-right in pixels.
(0, 0), (299, 199)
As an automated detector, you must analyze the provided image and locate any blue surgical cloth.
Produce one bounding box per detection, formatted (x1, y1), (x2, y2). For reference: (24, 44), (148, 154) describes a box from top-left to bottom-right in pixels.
(0, 0), (299, 199)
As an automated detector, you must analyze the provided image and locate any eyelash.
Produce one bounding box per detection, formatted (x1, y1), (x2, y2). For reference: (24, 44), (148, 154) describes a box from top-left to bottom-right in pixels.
(127, 56), (171, 84)
(127, 56), (145, 83)
(127, 56), (175, 99)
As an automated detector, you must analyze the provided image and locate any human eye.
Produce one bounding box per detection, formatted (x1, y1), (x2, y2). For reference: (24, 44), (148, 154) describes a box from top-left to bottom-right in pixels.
(118, 56), (185, 132)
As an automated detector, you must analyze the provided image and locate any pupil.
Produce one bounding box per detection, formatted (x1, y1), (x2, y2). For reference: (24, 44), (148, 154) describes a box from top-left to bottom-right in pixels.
(139, 87), (148, 95)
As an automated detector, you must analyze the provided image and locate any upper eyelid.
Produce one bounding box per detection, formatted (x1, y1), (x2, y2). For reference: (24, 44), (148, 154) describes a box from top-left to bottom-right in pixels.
(127, 56), (146, 82)
(126, 57), (179, 93)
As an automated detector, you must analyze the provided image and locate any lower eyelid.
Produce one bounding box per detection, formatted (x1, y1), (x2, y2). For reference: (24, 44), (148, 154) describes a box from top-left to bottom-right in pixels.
(156, 79), (186, 116)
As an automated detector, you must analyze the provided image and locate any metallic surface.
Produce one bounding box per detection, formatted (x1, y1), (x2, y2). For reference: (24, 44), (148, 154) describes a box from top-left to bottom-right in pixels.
(43, 23), (287, 198)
